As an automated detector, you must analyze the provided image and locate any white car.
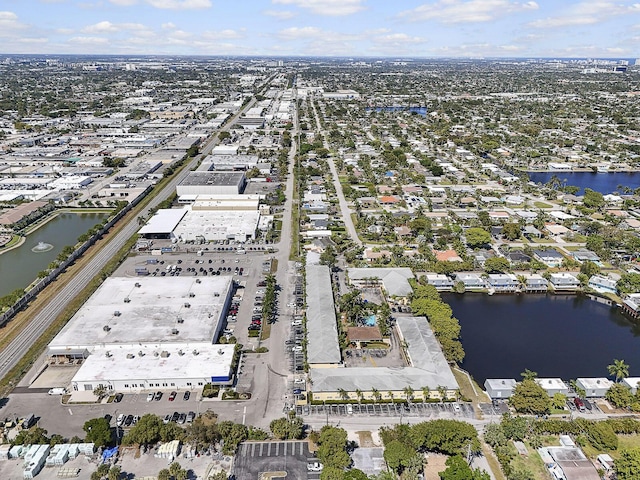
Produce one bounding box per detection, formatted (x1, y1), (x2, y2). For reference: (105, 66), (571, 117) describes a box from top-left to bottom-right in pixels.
(287, 303), (296, 308)
(294, 378), (306, 384)
(116, 414), (125, 427)
(292, 346), (303, 353)
(291, 320), (302, 326)
(307, 462), (323, 472)
(146, 392), (155, 402)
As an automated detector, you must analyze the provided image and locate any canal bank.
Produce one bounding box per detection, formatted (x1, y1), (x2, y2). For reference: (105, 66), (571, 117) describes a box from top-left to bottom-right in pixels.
(442, 292), (640, 385)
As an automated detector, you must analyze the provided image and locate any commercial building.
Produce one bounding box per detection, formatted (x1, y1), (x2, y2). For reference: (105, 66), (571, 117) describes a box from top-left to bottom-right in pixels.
(71, 343), (235, 393)
(173, 208), (260, 243)
(48, 276), (233, 357)
(309, 316), (458, 402)
(306, 264), (341, 367)
(138, 208), (188, 240)
(177, 171), (246, 196)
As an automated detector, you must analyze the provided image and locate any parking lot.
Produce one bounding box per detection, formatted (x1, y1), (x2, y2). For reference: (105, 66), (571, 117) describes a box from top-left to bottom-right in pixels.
(232, 441), (319, 480)
(295, 401), (476, 419)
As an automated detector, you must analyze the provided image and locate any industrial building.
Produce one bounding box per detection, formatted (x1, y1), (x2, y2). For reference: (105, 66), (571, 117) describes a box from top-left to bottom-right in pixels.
(70, 343), (235, 393)
(176, 171), (246, 196)
(173, 208), (260, 242)
(48, 276), (233, 358)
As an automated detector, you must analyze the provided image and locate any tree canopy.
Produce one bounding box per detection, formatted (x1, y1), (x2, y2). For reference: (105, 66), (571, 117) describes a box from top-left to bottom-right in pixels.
(465, 228), (492, 248)
(509, 379), (550, 415)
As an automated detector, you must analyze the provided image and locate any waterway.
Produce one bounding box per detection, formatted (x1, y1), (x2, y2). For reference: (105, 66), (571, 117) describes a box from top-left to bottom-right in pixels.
(366, 106), (428, 117)
(0, 212), (107, 299)
(442, 293), (640, 384)
(527, 171), (640, 194)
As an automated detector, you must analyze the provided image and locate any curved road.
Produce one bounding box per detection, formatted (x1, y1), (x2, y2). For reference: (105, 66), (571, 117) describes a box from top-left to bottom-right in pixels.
(0, 97), (259, 382)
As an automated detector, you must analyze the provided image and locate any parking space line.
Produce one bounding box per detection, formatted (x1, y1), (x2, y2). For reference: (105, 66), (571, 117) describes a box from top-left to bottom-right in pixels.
(275, 442), (279, 456)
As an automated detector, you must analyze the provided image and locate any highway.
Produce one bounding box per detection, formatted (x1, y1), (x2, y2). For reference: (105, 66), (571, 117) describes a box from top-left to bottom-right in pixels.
(0, 97), (258, 383)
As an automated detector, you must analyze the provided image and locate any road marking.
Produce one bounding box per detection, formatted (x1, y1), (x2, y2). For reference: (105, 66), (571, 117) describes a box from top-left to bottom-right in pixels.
(68, 409), (73, 416)
(242, 405), (246, 425)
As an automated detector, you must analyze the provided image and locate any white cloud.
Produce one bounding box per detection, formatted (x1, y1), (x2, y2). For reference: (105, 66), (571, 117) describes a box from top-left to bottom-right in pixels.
(0, 11), (27, 31)
(81, 21), (148, 34)
(529, 1), (640, 29)
(201, 29), (245, 40)
(272, 0), (365, 16)
(108, 0), (211, 7)
(69, 36), (110, 45)
(399, 0), (538, 24)
(161, 22), (176, 29)
(263, 9), (296, 20)
(277, 26), (323, 39)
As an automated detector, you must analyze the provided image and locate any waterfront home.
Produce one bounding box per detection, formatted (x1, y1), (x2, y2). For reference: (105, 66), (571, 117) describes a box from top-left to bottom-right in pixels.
(621, 293), (640, 318)
(576, 378), (613, 398)
(535, 378), (569, 397)
(622, 377), (640, 394)
(549, 273), (580, 292)
(587, 275), (617, 294)
(522, 274), (549, 292)
(484, 379), (517, 399)
(486, 274), (519, 292)
(422, 273), (454, 291)
(533, 249), (564, 267)
(454, 273), (486, 289)
(571, 249), (601, 265)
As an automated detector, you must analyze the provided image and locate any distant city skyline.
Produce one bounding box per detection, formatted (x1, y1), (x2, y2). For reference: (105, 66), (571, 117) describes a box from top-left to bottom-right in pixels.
(1, 0), (639, 58)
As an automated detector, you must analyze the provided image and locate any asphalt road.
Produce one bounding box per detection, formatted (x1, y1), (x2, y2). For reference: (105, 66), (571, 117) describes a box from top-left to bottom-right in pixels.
(0, 97), (258, 383)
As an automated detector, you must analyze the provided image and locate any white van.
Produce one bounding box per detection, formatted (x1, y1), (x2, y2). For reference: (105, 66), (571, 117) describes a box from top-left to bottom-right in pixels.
(48, 388), (66, 395)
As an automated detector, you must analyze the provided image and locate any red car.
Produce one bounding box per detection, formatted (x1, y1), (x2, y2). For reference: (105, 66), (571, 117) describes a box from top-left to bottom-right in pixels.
(168, 391), (177, 401)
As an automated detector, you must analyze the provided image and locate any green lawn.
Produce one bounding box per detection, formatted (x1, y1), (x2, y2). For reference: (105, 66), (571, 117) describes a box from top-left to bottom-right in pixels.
(534, 201), (553, 208)
(509, 441), (550, 479)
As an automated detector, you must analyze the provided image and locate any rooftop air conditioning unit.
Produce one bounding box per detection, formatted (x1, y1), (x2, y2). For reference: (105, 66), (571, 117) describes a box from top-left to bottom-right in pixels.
(192, 350), (199, 356)
(189, 292), (195, 298)
(138, 351), (144, 357)
(105, 351), (112, 357)
(178, 350), (184, 356)
(153, 351), (159, 357)
(171, 328), (179, 335)
(218, 349), (224, 355)
(160, 351), (169, 358)
(195, 279), (201, 284)
(184, 303), (191, 308)
(135, 282), (141, 288)
(124, 297), (130, 303)
(113, 311), (121, 317)
(103, 325), (111, 332)
(177, 317), (184, 324)
(126, 354), (135, 359)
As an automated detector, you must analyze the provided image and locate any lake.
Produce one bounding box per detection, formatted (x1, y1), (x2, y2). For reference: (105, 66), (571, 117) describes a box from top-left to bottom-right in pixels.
(442, 293), (640, 384)
(527, 171), (640, 194)
(0, 212), (107, 299)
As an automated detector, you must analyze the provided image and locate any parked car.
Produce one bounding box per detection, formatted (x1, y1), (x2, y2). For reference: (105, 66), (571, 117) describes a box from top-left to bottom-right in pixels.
(177, 413), (187, 424)
(163, 414), (171, 424)
(116, 414), (126, 427)
(114, 393), (123, 403)
(154, 391), (163, 401)
(124, 415), (134, 427)
(186, 411), (196, 423)
(146, 392), (155, 402)
(168, 391), (177, 401)
(183, 391), (190, 401)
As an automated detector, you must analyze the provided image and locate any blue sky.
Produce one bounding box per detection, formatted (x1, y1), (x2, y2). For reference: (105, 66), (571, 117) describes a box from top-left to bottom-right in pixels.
(1, 0), (639, 57)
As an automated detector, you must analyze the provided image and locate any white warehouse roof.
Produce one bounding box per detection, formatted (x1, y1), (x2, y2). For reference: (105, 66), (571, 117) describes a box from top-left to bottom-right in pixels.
(306, 265), (341, 365)
(49, 276), (232, 353)
(139, 208), (188, 236)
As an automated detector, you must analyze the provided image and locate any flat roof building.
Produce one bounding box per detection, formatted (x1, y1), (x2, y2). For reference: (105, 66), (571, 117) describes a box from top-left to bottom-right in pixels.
(71, 343), (235, 393)
(48, 276), (233, 356)
(485, 379), (517, 399)
(177, 171), (246, 196)
(173, 208), (260, 242)
(138, 208), (188, 239)
(347, 267), (415, 297)
(306, 265), (341, 367)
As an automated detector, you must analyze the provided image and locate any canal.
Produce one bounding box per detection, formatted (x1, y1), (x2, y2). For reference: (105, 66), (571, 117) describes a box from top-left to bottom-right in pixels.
(0, 212), (107, 299)
(442, 293), (640, 384)
(527, 171), (640, 194)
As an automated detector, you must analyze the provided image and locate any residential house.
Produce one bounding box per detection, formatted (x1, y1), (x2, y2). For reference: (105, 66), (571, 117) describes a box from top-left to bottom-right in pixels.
(484, 379), (517, 399)
(533, 249), (564, 267)
(486, 274), (519, 292)
(621, 293), (640, 319)
(454, 273), (486, 289)
(576, 378), (613, 398)
(549, 273), (580, 292)
(522, 274), (549, 293)
(571, 249), (601, 265)
(587, 275), (617, 294)
(622, 377), (640, 394)
(435, 250), (464, 263)
(535, 378), (569, 397)
(422, 273), (454, 291)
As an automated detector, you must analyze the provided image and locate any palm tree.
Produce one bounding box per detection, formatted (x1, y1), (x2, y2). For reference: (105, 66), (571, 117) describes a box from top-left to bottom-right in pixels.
(387, 391), (395, 402)
(355, 389), (363, 404)
(371, 388), (381, 403)
(337, 388), (349, 401)
(521, 369), (538, 381)
(421, 386), (431, 403)
(607, 359), (630, 383)
(437, 385), (447, 402)
(403, 386), (414, 403)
